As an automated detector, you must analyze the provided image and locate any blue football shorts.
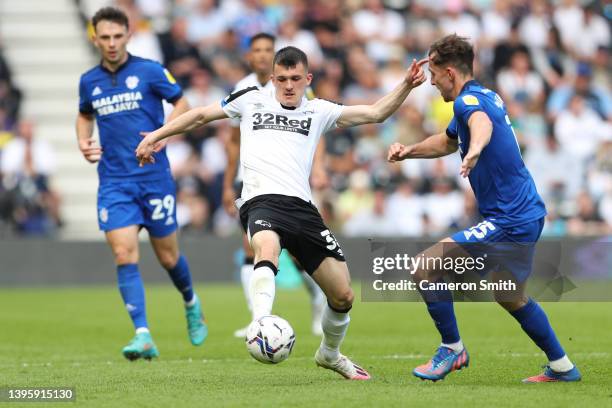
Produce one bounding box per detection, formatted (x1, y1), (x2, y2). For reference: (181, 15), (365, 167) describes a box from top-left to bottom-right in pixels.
(97, 177), (178, 238)
(450, 217), (545, 282)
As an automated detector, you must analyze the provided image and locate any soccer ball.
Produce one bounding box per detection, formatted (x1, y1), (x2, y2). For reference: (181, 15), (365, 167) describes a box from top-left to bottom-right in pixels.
(245, 315), (296, 364)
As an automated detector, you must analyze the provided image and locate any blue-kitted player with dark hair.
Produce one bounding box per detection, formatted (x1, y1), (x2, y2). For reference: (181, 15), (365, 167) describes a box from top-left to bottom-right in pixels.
(76, 7), (207, 360)
(388, 34), (581, 383)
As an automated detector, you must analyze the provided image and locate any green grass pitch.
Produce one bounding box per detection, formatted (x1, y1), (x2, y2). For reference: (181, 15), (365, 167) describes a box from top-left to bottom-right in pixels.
(1, 284), (610, 407)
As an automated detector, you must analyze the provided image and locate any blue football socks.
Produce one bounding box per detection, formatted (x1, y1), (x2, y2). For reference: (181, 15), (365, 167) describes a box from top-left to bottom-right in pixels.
(509, 298), (565, 361)
(166, 255), (195, 303)
(117, 263), (148, 329)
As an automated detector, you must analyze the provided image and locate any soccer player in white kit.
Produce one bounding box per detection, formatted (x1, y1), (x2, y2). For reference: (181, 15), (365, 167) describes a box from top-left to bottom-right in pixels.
(137, 46), (427, 380)
(222, 33), (326, 338)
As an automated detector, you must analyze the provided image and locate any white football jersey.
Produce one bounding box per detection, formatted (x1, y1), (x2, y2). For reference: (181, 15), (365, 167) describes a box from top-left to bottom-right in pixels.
(222, 88), (343, 203)
(230, 73), (275, 182)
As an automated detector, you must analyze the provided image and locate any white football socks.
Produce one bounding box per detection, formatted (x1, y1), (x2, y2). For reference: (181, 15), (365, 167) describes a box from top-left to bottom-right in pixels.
(241, 263), (255, 312)
(549, 355), (574, 372)
(249, 265), (276, 319)
(319, 305), (350, 362)
(441, 340), (464, 354)
(135, 327), (150, 334)
(185, 294), (197, 307)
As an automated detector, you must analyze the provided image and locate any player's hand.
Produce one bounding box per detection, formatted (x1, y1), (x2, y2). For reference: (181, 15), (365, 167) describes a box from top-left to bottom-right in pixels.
(78, 138), (102, 163)
(140, 131), (167, 153)
(404, 58), (428, 89)
(222, 186), (238, 217)
(387, 142), (411, 162)
(460, 153), (479, 178)
(135, 134), (157, 166)
(310, 167), (330, 190)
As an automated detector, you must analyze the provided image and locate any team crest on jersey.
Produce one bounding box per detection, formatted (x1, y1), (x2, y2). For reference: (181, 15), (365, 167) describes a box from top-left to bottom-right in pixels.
(462, 95), (479, 106)
(125, 75), (139, 90)
(99, 208), (109, 223)
(92, 86), (102, 96)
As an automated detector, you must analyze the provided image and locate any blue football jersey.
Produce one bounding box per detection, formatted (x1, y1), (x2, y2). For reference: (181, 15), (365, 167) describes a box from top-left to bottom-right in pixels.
(79, 54), (182, 181)
(446, 80), (547, 227)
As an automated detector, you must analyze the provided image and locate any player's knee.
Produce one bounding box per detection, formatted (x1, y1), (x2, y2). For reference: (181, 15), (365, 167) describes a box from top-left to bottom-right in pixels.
(412, 268), (432, 283)
(112, 245), (137, 264)
(329, 287), (354, 311)
(158, 251), (179, 270)
(496, 296), (528, 312)
(252, 241), (280, 263)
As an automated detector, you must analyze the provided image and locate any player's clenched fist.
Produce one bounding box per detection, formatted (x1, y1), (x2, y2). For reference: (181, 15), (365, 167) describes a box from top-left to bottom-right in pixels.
(387, 142), (411, 162)
(135, 134), (157, 166)
(79, 138), (102, 163)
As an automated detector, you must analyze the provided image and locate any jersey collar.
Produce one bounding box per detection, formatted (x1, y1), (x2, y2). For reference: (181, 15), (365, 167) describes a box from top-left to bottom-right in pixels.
(273, 93), (307, 111)
(459, 79), (479, 95)
(99, 53), (132, 74)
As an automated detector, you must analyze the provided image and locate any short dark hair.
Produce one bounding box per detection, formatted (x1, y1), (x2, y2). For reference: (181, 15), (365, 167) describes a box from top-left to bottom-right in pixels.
(273, 46), (308, 70)
(429, 34), (474, 75)
(249, 32), (275, 47)
(92, 7), (129, 31)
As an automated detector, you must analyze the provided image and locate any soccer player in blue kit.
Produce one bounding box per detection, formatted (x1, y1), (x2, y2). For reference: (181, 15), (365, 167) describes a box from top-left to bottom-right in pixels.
(388, 35), (581, 383)
(76, 7), (207, 360)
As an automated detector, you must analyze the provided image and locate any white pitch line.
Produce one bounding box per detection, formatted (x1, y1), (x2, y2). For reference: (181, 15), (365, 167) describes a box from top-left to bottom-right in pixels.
(2, 352), (608, 369)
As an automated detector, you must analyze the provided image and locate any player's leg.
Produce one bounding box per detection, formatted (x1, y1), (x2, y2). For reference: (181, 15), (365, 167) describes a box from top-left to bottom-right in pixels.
(411, 237), (469, 381)
(493, 277), (580, 383)
(234, 233), (256, 338)
(106, 226), (158, 360)
(309, 257), (370, 380)
(291, 255), (325, 336)
(493, 262), (582, 383)
(301, 271), (325, 336)
(491, 218), (579, 382)
(149, 232), (207, 346)
(248, 229), (282, 319)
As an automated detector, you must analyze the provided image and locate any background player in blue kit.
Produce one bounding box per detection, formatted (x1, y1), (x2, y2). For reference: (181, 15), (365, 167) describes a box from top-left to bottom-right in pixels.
(75, 7), (207, 360)
(388, 35), (581, 383)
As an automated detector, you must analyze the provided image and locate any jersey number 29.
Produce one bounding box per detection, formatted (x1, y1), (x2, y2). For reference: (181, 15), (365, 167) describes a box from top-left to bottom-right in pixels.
(149, 195), (175, 221)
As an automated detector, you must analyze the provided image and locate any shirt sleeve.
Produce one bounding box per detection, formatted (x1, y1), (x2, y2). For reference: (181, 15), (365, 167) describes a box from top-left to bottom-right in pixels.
(149, 63), (183, 103)
(221, 87), (258, 119)
(229, 85), (242, 127)
(446, 116), (458, 139)
(317, 99), (344, 132)
(453, 92), (484, 125)
(78, 76), (93, 114)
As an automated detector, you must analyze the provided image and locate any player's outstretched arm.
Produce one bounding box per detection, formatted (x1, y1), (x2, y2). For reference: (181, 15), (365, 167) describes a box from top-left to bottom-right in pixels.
(144, 96), (192, 154)
(387, 132), (458, 162)
(76, 112), (102, 163)
(460, 111), (492, 178)
(136, 102), (228, 166)
(336, 58), (427, 128)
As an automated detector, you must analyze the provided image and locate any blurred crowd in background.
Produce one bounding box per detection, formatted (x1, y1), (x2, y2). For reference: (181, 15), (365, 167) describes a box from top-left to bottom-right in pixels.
(0, 0), (610, 237)
(0, 47), (62, 235)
